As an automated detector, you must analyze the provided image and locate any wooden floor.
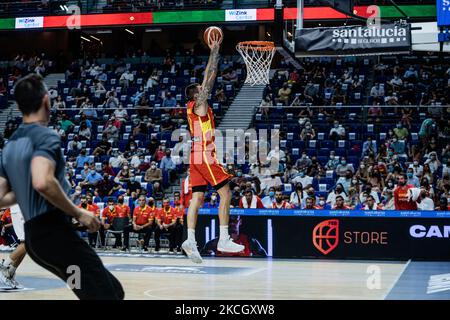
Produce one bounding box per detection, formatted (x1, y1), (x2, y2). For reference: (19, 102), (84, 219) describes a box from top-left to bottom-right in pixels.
(0, 250), (409, 300)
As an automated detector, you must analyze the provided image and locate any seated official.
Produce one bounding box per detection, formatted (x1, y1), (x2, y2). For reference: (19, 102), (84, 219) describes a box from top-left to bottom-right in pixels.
(77, 195), (101, 247)
(102, 198), (130, 248)
(154, 198), (183, 253)
(122, 195), (156, 252)
(304, 197), (321, 210)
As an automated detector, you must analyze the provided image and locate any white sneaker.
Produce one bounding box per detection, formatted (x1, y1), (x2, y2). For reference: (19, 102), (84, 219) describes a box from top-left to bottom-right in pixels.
(181, 240), (203, 264)
(217, 237), (245, 253)
(0, 271), (15, 290)
(10, 277), (23, 290)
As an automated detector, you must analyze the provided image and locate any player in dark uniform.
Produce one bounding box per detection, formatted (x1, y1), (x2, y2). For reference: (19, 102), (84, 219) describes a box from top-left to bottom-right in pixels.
(0, 74), (124, 300)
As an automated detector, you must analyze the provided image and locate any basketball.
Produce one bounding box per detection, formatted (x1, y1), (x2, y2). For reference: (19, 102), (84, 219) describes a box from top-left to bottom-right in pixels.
(203, 26), (223, 46)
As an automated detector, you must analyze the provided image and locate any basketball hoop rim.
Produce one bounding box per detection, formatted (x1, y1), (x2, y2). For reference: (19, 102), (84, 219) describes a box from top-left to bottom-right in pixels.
(236, 41), (275, 52)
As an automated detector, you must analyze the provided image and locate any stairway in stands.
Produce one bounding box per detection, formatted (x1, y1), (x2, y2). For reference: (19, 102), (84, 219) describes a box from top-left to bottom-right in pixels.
(216, 84), (265, 131)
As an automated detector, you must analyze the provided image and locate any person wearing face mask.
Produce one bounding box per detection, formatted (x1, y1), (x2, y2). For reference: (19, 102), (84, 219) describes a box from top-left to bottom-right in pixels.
(393, 122), (409, 140)
(325, 151), (340, 171)
(326, 183), (348, 207)
(155, 198), (183, 253)
(122, 195), (156, 252)
(262, 187), (277, 209)
(76, 150), (90, 169)
(411, 160), (423, 177)
(205, 192), (220, 209)
(362, 136), (377, 156)
(160, 149), (177, 184)
(80, 168), (103, 190)
(300, 122), (316, 143)
(329, 120), (346, 141)
(230, 187), (242, 208)
(294, 152), (312, 172)
(239, 189), (264, 209)
(289, 183), (306, 208)
(272, 190), (292, 209)
(394, 173), (418, 210)
(336, 157), (354, 177)
(406, 168), (420, 187)
(231, 169), (247, 186)
(116, 164), (131, 183)
(101, 198), (128, 248)
(389, 137), (405, 156)
(144, 161), (162, 184)
(92, 134), (112, 157)
(80, 162), (91, 180)
(126, 174), (142, 198)
(97, 173), (121, 199)
(424, 152), (441, 174)
(317, 195), (328, 209)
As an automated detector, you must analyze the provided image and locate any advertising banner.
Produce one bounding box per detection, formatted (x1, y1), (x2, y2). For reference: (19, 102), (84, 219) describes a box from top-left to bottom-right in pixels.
(437, 0), (450, 26)
(195, 215), (450, 260)
(295, 23), (411, 56)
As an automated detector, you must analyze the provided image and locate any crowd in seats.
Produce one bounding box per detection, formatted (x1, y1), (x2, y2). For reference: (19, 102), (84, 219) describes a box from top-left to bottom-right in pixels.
(249, 55), (449, 211)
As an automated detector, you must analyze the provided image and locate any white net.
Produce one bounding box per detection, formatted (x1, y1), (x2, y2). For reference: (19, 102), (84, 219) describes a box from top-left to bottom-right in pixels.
(236, 41), (276, 86)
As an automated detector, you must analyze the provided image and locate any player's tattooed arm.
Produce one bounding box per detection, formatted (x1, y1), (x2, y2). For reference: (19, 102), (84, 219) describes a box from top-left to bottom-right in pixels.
(195, 43), (220, 115)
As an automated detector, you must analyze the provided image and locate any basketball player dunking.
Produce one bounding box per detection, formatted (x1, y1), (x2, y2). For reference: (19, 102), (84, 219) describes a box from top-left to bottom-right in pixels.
(182, 29), (244, 263)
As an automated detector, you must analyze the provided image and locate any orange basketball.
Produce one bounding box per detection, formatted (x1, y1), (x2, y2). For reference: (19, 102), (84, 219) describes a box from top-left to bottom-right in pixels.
(203, 26), (223, 46)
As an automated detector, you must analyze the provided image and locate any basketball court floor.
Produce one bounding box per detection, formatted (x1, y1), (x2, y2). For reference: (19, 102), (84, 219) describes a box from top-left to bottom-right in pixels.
(0, 249), (449, 300)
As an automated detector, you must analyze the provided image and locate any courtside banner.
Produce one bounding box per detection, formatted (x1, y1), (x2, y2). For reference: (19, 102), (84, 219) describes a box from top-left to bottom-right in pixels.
(195, 215), (450, 259)
(295, 23), (411, 56)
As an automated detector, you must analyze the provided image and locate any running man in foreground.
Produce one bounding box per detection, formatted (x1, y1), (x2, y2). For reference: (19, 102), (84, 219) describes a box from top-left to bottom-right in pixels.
(0, 74), (124, 299)
(182, 31), (244, 263)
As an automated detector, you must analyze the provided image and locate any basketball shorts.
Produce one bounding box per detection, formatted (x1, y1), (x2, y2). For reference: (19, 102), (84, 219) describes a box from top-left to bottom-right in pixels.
(189, 152), (231, 192)
(10, 204), (25, 241)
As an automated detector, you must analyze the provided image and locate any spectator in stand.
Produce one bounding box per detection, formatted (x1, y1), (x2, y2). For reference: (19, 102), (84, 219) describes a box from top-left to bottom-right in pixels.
(295, 152), (312, 172)
(162, 92), (177, 110)
(126, 174), (142, 198)
(327, 183), (348, 207)
(116, 164), (131, 184)
(119, 69), (134, 88)
(93, 135), (112, 157)
(336, 157), (355, 177)
(393, 122), (409, 140)
(104, 90), (119, 109)
(300, 122), (316, 144)
(80, 167), (103, 191)
(276, 83), (291, 105)
(325, 151), (340, 171)
(382, 190), (395, 210)
(259, 95), (272, 119)
(114, 104), (129, 124)
(145, 161), (162, 184)
(97, 174), (120, 199)
(78, 122), (91, 140)
(424, 151), (441, 174)
(204, 192), (219, 209)
(261, 187), (276, 208)
(329, 120), (346, 141)
(406, 167), (420, 187)
(417, 190), (435, 211)
(160, 149), (176, 184)
(437, 197), (450, 211)
(291, 170), (313, 189)
(239, 189), (264, 209)
(336, 170), (353, 193)
(362, 136), (377, 157)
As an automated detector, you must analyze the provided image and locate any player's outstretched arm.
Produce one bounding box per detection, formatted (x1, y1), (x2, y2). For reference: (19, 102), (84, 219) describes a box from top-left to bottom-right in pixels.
(195, 33), (221, 116)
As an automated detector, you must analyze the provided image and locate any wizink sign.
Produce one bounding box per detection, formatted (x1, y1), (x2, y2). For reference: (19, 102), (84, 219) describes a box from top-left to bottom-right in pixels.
(15, 17), (44, 29)
(331, 25), (408, 45)
(225, 9), (257, 22)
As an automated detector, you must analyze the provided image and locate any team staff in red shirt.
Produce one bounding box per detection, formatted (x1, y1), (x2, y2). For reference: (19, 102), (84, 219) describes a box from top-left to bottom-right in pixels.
(116, 195), (131, 220)
(362, 195), (383, 210)
(0, 208), (18, 246)
(394, 173), (418, 210)
(102, 198), (129, 248)
(77, 195), (102, 247)
(122, 195), (156, 252)
(155, 198), (183, 253)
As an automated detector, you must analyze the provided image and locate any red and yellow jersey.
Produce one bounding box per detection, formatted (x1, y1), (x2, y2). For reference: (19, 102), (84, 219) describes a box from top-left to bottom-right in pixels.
(1, 209), (11, 224)
(174, 206), (184, 223)
(272, 201), (292, 209)
(394, 185), (418, 210)
(157, 206), (177, 225)
(102, 205), (128, 223)
(186, 101), (216, 152)
(133, 205), (156, 226)
(78, 203), (100, 217)
(117, 204), (131, 218)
